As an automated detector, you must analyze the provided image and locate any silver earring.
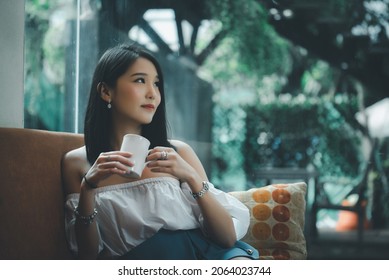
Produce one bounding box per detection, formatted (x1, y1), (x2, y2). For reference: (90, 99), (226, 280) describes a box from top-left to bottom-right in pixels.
(107, 101), (112, 109)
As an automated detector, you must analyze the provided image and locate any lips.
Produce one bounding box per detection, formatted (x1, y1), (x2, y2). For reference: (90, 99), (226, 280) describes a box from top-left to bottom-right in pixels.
(141, 104), (155, 110)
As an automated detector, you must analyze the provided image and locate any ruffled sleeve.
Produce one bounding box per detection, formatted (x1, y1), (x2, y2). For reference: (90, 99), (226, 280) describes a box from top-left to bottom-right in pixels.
(181, 182), (250, 240)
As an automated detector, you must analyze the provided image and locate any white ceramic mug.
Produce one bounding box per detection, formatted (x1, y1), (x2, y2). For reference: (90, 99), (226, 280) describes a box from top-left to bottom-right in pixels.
(120, 134), (150, 178)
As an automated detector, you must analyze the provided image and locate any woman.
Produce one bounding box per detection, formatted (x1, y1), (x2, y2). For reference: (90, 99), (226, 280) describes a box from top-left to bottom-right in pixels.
(63, 44), (258, 260)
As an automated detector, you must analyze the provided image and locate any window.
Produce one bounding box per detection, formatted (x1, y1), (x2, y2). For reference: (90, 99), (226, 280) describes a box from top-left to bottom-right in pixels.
(25, 0), (105, 133)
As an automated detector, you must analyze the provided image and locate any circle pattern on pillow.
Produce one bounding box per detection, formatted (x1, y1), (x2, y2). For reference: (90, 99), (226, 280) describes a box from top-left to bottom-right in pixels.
(253, 204), (271, 221)
(272, 223), (289, 241)
(252, 222), (271, 240)
(272, 188), (291, 204)
(229, 182), (307, 260)
(273, 205), (290, 222)
(252, 188), (271, 203)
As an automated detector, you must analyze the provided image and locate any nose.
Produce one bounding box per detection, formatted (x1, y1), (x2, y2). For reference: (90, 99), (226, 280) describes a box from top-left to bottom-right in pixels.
(146, 83), (158, 100)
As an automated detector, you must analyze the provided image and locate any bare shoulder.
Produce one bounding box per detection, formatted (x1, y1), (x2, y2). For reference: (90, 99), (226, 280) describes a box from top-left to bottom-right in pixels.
(170, 139), (195, 156)
(170, 140), (199, 160)
(62, 146), (89, 195)
(62, 146), (88, 169)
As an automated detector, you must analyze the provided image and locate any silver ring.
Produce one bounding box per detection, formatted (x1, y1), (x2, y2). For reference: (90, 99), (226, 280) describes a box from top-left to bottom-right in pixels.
(106, 155), (111, 161)
(160, 151), (168, 160)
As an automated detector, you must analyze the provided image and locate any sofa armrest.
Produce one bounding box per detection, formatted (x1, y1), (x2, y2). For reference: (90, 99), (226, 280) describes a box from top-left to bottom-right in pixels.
(0, 128), (83, 259)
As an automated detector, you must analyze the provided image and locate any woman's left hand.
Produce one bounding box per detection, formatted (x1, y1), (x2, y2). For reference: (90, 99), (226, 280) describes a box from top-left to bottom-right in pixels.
(147, 144), (237, 248)
(146, 146), (198, 182)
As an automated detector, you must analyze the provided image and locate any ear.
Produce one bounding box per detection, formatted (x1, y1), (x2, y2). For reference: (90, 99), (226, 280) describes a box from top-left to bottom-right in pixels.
(97, 82), (112, 103)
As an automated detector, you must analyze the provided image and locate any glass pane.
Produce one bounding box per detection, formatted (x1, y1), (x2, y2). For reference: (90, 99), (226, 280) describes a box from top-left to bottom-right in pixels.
(24, 0), (100, 133)
(24, 0), (77, 132)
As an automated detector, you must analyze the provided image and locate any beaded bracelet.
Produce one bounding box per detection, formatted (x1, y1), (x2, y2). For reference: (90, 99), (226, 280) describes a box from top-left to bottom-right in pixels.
(74, 207), (98, 225)
(191, 181), (210, 200)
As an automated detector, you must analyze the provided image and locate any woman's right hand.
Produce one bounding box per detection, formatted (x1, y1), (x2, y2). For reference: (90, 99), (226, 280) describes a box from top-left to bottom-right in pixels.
(83, 151), (133, 188)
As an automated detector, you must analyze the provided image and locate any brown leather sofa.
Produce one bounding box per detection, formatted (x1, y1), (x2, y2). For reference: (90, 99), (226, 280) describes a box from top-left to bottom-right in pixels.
(0, 127), (83, 259)
(0, 127), (307, 260)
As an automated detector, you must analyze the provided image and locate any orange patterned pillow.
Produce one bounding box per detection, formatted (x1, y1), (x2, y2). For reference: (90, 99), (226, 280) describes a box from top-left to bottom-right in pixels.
(229, 182), (307, 260)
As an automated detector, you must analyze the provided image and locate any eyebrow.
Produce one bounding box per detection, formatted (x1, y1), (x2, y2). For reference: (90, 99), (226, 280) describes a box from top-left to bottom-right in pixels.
(130, 72), (147, 77)
(130, 72), (159, 79)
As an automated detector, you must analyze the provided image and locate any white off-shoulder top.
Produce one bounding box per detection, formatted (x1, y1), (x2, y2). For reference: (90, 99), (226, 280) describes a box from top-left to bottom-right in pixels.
(64, 177), (249, 258)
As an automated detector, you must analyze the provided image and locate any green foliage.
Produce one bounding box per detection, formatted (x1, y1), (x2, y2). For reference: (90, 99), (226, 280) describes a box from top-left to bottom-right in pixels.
(200, 37), (251, 86)
(210, 82), (262, 190)
(301, 60), (337, 95)
(206, 0), (292, 83)
(24, 0), (66, 130)
(211, 95), (248, 191)
(211, 91), (364, 189)
(206, 0), (366, 189)
(243, 95), (362, 186)
(205, 0), (387, 221)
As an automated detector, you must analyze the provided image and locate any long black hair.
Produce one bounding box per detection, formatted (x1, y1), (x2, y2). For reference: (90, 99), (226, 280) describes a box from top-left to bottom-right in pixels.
(84, 43), (172, 165)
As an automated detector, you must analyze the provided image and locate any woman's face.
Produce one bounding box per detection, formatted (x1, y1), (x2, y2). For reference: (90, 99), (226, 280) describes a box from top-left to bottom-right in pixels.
(109, 57), (161, 127)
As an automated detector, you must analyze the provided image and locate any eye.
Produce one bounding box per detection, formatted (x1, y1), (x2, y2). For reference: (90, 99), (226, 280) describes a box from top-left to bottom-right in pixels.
(154, 81), (160, 88)
(134, 78), (145, 83)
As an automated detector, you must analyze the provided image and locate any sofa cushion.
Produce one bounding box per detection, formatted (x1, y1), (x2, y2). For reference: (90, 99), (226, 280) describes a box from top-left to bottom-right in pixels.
(229, 182), (307, 260)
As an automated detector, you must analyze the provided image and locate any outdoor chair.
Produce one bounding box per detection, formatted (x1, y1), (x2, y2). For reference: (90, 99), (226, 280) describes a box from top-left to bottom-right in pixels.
(311, 138), (378, 243)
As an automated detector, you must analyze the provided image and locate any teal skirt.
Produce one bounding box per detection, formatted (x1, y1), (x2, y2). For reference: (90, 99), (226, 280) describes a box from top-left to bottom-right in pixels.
(119, 228), (259, 260)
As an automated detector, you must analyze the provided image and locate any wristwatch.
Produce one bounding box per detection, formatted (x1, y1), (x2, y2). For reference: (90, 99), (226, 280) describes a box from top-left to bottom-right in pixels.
(191, 181), (210, 200)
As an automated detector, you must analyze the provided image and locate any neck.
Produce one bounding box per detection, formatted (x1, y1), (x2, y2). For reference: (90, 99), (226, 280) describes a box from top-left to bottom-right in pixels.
(110, 122), (142, 151)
